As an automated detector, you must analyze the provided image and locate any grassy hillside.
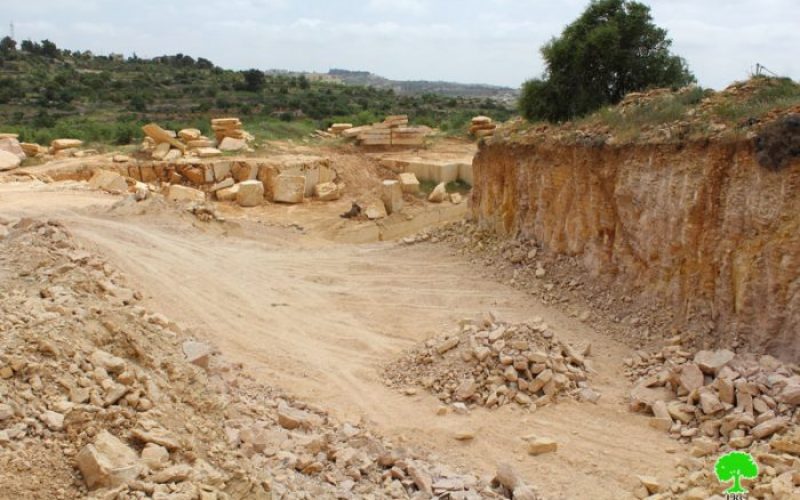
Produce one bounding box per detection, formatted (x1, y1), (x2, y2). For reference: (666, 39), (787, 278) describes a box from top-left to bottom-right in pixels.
(0, 38), (514, 146)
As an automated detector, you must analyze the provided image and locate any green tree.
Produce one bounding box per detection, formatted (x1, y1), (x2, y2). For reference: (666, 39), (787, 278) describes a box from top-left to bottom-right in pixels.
(520, 0), (694, 122)
(715, 452), (759, 494)
(0, 36), (16, 57)
(242, 69), (265, 92)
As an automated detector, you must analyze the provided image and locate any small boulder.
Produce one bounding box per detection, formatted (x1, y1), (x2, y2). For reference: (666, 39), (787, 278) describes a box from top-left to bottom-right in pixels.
(428, 182), (447, 203)
(76, 430), (141, 490)
(216, 184), (240, 202)
(0, 137), (25, 160)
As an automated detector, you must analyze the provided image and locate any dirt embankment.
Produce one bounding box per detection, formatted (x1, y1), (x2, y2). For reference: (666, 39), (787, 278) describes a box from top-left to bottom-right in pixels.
(470, 139), (800, 361)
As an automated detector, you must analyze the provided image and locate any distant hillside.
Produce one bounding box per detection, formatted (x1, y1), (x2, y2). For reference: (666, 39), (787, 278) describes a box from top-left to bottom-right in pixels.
(0, 38), (514, 145)
(326, 69), (519, 102)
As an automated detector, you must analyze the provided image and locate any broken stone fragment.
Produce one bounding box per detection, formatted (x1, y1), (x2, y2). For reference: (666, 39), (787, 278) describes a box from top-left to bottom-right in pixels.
(693, 349), (735, 375)
(526, 437), (557, 456)
(77, 430), (141, 490)
(365, 201), (387, 220)
(679, 363), (705, 392)
(40, 410), (65, 431)
(182, 341), (213, 369)
(436, 337), (460, 355)
(277, 403), (312, 430)
(141, 443), (169, 470)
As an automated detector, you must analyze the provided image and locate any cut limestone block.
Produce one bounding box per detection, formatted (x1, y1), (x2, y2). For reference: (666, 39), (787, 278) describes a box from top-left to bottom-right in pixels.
(167, 185), (206, 203)
(428, 182), (447, 203)
(273, 175), (305, 204)
(51, 138), (84, 152)
(212, 161), (232, 181)
(314, 182), (340, 201)
(211, 178), (234, 192)
(398, 172), (420, 194)
(216, 184), (239, 202)
(76, 430), (141, 490)
(178, 128), (202, 141)
(365, 201), (387, 220)
(237, 180), (265, 207)
(219, 137), (247, 152)
(195, 147), (222, 158)
(381, 180), (404, 215)
(187, 139), (214, 149)
(89, 170), (128, 194)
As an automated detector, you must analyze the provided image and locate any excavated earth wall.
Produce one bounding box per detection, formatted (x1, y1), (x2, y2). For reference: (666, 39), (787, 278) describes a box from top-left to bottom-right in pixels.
(471, 139), (800, 361)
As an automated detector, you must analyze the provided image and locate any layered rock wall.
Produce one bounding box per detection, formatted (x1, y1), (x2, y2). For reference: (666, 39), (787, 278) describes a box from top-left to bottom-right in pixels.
(471, 140), (800, 360)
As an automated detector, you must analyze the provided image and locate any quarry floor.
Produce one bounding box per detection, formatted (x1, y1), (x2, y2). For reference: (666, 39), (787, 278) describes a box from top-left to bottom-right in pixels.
(0, 178), (688, 500)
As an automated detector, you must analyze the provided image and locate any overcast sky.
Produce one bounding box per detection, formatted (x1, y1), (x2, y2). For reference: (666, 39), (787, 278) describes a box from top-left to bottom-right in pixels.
(3, 0), (798, 89)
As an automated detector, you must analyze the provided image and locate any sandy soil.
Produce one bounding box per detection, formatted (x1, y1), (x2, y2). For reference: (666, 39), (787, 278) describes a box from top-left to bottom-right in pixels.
(0, 179), (687, 499)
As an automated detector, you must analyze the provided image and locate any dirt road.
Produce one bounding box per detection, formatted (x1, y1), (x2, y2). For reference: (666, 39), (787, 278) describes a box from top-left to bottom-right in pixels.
(0, 181), (684, 499)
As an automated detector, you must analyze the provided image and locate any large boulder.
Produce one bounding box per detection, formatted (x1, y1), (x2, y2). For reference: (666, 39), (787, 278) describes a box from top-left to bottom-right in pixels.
(76, 430), (141, 490)
(237, 180), (265, 207)
(0, 150), (21, 171)
(273, 175), (305, 204)
(0, 137), (25, 160)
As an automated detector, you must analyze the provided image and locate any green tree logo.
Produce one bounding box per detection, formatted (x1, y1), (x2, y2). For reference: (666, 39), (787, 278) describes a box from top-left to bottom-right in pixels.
(715, 451), (759, 494)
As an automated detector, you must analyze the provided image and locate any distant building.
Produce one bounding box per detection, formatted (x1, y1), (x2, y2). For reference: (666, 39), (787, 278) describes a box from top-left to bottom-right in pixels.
(110, 53), (124, 62)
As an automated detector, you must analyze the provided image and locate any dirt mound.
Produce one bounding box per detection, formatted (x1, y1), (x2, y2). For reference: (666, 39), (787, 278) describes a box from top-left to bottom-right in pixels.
(0, 218), (534, 499)
(384, 314), (595, 410)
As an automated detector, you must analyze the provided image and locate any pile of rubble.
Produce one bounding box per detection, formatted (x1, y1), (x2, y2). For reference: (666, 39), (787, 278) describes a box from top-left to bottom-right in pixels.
(385, 314), (595, 411)
(627, 344), (799, 447)
(0, 218), (539, 499)
(340, 116), (432, 147)
(141, 119), (254, 161)
(469, 116), (497, 139)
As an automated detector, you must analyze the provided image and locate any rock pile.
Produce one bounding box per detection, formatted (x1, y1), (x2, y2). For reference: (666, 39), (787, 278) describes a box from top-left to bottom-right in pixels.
(342, 116), (431, 147)
(627, 344), (800, 451)
(0, 219), (531, 499)
(211, 118), (253, 152)
(141, 119), (255, 160)
(470, 116), (497, 139)
(385, 314), (595, 410)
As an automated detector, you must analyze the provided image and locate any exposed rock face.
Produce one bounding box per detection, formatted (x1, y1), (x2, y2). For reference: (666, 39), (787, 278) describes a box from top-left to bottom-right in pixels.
(471, 140), (800, 361)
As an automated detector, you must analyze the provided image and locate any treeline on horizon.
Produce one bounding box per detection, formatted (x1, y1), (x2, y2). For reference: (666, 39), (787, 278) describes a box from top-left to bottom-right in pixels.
(0, 36), (513, 145)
